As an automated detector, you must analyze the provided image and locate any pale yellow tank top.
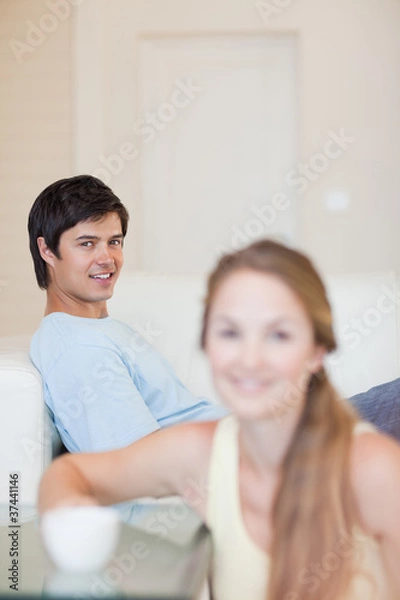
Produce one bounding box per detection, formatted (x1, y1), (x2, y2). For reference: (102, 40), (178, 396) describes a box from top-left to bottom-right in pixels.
(206, 416), (396, 600)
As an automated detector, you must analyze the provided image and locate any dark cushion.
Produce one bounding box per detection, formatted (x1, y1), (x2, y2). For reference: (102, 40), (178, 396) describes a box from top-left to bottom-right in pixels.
(349, 378), (400, 441)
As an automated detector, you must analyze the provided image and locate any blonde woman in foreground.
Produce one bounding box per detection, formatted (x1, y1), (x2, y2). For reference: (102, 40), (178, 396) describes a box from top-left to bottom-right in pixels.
(39, 240), (400, 600)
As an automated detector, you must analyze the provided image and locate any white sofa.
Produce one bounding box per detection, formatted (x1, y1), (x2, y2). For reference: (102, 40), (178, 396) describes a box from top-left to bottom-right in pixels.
(1, 270), (399, 509)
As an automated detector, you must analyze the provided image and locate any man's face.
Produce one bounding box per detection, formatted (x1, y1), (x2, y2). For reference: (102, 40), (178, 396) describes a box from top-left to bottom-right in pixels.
(40, 212), (124, 316)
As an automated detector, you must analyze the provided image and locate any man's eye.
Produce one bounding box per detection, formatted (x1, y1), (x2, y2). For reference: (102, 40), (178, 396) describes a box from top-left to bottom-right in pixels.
(110, 239), (122, 246)
(81, 241), (93, 247)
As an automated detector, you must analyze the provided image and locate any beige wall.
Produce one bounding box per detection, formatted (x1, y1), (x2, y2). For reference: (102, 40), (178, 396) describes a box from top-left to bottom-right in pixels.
(74, 0), (400, 278)
(0, 0), (72, 335)
(1, 0), (400, 335)
(294, 0), (400, 275)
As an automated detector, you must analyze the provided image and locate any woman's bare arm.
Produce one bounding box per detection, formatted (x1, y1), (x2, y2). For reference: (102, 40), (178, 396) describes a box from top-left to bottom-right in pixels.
(351, 431), (400, 592)
(38, 421), (216, 515)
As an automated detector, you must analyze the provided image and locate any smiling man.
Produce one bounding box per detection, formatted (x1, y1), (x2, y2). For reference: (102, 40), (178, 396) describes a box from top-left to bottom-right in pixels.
(28, 175), (225, 456)
(36, 211), (124, 318)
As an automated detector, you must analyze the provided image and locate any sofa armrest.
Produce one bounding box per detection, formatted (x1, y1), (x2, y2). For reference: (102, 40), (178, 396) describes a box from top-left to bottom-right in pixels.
(0, 348), (51, 508)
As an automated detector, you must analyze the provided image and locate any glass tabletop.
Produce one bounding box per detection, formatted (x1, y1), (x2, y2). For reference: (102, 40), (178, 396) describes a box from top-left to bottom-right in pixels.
(0, 501), (211, 599)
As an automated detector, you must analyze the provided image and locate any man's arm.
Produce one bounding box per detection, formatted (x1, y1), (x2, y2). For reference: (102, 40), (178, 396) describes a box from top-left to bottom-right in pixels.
(348, 378), (400, 441)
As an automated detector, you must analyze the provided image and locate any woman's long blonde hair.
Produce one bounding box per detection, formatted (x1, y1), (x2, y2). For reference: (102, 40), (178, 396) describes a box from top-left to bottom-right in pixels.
(201, 239), (360, 600)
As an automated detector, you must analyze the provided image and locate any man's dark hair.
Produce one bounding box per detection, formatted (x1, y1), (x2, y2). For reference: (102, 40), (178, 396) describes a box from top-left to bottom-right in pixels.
(28, 175), (129, 289)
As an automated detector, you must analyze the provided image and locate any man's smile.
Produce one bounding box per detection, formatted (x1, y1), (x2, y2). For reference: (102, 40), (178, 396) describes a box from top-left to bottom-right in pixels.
(89, 272), (114, 280)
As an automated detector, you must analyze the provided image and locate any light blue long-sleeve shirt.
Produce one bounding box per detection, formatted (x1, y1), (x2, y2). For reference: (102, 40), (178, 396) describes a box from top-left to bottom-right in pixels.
(30, 312), (227, 453)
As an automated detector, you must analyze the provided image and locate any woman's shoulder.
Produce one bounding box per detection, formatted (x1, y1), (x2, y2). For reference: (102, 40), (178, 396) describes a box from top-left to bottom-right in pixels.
(350, 423), (400, 536)
(351, 421), (400, 473)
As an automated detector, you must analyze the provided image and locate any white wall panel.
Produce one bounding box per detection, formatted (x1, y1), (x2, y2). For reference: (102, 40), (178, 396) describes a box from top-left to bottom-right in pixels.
(139, 35), (298, 273)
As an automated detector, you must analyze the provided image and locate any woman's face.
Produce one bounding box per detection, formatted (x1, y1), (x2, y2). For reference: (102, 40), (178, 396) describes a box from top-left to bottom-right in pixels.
(205, 269), (325, 421)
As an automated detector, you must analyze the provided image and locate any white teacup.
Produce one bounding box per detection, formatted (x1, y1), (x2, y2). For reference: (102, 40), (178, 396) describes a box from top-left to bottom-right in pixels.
(40, 506), (120, 573)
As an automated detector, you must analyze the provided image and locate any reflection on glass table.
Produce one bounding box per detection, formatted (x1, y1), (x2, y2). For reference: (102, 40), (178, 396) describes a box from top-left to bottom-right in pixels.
(0, 500), (211, 599)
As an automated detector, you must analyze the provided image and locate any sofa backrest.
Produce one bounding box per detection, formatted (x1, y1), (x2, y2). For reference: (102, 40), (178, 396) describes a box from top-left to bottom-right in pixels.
(109, 272), (218, 403)
(109, 270), (400, 400)
(0, 269), (399, 508)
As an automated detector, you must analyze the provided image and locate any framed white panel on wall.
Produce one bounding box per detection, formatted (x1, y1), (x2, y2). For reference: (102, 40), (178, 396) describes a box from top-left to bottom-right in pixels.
(139, 34), (298, 274)
(73, 1), (299, 273)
